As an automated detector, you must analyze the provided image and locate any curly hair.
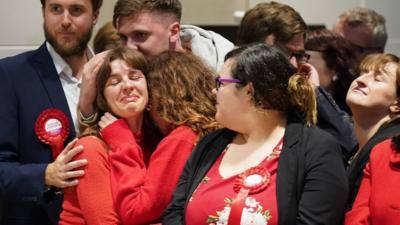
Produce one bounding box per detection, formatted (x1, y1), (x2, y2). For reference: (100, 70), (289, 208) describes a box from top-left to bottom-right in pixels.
(305, 28), (358, 114)
(225, 43), (317, 125)
(147, 51), (220, 138)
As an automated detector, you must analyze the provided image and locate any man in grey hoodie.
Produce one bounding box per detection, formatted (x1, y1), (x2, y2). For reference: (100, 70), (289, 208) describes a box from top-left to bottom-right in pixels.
(111, 0), (233, 72)
(79, 0), (233, 123)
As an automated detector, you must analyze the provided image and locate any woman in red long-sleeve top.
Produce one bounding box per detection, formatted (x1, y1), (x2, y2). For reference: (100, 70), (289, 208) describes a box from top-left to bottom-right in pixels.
(345, 135), (400, 225)
(100, 51), (219, 225)
(60, 48), (219, 225)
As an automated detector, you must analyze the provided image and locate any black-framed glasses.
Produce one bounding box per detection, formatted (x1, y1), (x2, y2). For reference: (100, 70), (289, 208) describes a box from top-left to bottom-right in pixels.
(276, 42), (310, 64)
(215, 77), (242, 90)
(290, 51), (311, 63)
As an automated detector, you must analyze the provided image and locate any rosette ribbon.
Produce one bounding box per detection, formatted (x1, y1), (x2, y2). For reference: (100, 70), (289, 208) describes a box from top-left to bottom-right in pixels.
(228, 166), (271, 225)
(35, 109), (70, 159)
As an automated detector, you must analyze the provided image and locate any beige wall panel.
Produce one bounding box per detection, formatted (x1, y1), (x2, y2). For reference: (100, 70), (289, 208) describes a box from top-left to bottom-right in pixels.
(181, 0), (245, 25)
(0, 0), (399, 57)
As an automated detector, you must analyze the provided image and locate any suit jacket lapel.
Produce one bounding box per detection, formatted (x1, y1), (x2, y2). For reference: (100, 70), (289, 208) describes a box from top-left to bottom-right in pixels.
(30, 43), (76, 138)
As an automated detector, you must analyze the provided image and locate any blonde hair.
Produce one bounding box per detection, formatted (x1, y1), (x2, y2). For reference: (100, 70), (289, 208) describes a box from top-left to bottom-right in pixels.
(288, 74), (317, 125)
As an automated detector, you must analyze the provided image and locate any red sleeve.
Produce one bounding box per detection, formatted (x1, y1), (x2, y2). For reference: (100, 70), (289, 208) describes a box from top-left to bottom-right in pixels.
(74, 136), (120, 225)
(345, 159), (372, 225)
(101, 122), (197, 225)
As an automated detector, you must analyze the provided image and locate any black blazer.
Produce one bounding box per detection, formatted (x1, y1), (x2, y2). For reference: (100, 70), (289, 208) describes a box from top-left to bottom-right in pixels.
(0, 43), (76, 225)
(163, 120), (348, 225)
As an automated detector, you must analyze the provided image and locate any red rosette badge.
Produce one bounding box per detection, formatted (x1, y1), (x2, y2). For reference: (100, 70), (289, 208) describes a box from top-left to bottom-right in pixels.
(35, 109), (70, 159)
(228, 166), (271, 225)
(233, 166), (271, 194)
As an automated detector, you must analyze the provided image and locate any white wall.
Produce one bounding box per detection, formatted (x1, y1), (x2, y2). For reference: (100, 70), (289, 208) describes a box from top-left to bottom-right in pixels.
(0, 0), (116, 58)
(1, 0), (399, 58)
(248, 0), (400, 55)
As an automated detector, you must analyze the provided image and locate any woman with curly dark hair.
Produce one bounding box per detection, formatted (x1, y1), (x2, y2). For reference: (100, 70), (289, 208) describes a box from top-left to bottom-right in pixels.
(164, 43), (348, 225)
(305, 28), (358, 114)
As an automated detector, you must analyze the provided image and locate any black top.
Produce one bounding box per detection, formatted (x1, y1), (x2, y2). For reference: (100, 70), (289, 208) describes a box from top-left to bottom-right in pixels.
(163, 119), (348, 225)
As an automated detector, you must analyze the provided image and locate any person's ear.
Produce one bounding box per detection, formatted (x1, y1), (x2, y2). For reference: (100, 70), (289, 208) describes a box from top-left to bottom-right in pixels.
(244, 82), (254, 98)
(92, 10), (100, 26)
(389, 99), (400, 113)
(168, 22), (181, 44)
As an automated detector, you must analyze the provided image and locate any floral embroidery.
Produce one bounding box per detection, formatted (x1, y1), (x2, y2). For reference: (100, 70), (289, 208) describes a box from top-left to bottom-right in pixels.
(206, 197), (271, 225)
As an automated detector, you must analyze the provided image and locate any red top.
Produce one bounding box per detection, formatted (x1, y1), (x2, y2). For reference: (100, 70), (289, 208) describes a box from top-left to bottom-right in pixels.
(59, 136), (121, 225)
(345, 139), (400, 225)
(185, 139), (283, 225)
(102, 120), (198, 225)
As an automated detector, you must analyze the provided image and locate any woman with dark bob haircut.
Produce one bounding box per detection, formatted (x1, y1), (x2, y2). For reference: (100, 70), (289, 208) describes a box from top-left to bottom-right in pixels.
(305, 28), (358, 114)
(164, 43), (348, 225)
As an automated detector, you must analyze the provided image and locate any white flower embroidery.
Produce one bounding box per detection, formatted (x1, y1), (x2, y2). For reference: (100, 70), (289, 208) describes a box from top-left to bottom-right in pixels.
(207, 197), (271, 225)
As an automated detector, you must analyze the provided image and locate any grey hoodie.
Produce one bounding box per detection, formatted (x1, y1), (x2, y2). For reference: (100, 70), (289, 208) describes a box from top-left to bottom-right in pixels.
(180, 25), (234, 72)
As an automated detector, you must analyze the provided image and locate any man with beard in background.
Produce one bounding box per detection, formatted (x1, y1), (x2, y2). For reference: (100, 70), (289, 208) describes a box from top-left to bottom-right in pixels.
(0, 0), (102, 224)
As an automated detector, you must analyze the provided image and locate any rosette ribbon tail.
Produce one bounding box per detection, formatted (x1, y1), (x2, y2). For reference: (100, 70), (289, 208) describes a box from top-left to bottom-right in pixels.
(50, 135), (64, 159)
(228, 188), (249, 225)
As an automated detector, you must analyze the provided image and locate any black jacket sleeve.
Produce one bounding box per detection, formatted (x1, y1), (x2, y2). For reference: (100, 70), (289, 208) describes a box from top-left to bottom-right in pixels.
(162, 150), (193, 225)
(316, 87), (357, 160)
(297, 129), (349, 225)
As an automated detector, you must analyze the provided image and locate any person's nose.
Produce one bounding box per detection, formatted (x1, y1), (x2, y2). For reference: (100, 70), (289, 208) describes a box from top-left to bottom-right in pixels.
(121, 77), (135, 93)
(354, 72), (372, 87)
(61, 10), (72, 28)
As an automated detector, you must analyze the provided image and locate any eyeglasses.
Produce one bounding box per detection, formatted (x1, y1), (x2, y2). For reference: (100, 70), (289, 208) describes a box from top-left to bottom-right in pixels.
(290, 51), (311, 63)
(276, 43), (310, 64)
(215, 77), (242, 90)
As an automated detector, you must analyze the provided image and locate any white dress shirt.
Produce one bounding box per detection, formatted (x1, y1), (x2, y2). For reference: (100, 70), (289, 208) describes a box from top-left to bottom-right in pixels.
(46, 42), (94, 134)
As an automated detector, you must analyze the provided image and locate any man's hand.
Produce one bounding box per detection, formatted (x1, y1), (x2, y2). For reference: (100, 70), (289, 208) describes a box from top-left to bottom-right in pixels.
(98, 112), (118, 130)
(45, 139), (87, 188)
(79, 51), (110, 117)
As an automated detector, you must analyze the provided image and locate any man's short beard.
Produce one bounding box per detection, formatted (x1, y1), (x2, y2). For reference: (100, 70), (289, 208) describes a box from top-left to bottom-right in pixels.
(44, 24), (93, 57)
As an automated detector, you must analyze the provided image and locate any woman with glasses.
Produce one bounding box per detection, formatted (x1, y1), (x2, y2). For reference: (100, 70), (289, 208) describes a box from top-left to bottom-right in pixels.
(60, 48), (219, 224)
(164, 43), (348, 225)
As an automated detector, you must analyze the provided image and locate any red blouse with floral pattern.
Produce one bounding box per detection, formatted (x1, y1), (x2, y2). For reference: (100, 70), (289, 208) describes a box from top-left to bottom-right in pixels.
(185, 139), (283, 225)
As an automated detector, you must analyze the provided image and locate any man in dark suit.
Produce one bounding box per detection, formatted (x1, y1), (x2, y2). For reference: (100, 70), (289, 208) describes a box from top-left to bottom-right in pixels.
(0, 0), (102, 224)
